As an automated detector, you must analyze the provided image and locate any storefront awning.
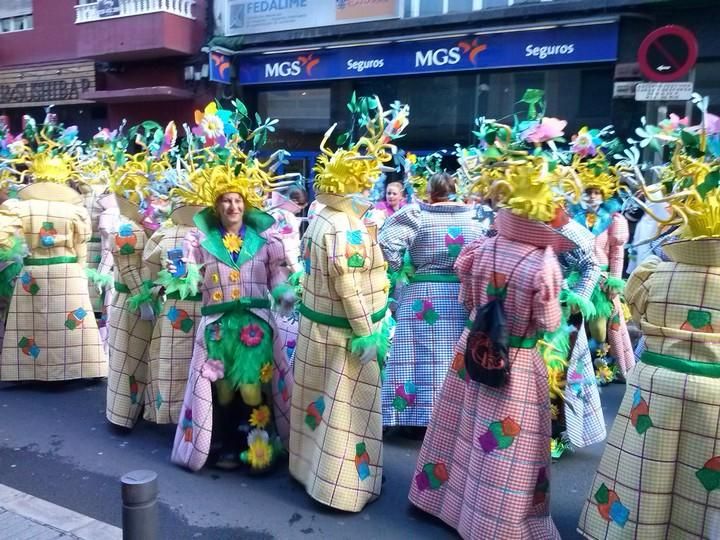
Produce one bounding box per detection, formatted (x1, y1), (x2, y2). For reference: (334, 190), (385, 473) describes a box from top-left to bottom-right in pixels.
(81, 86), (193, 103)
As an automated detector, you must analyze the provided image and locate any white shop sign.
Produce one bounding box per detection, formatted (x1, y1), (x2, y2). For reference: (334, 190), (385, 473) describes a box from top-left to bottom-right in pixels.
(635, 82), (694, 102)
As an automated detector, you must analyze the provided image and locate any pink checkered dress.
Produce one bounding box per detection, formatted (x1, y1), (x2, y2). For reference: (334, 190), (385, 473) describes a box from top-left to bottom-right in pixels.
(408, 209), (572, 539)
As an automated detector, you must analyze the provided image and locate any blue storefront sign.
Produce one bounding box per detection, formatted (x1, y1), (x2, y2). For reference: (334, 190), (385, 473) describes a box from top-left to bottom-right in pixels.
(210, 52), (233, 85)
(237, 22), (618, 85)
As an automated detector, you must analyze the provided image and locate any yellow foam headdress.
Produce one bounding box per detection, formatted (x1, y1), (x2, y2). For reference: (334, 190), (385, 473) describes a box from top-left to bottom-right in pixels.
(172, 149), (297, 209)
(573, 152), (619, 199)
(109, 152), (168, 205)
(462, 123), (581, 222)
(314, 97), (409, 195)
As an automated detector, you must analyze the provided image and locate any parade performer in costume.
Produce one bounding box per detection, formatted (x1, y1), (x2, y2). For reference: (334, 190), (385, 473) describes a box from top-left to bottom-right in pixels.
(143, 190), (204, 424)
(0, 136), (107, 382)
(289, 97), (406, 512)
(105, 153), (161, 428)
(0, 206), (26, 351)
(170, 101), (297, 472)
(379, 171), (484, 428)
(408, 137), (580, 539)
(373, 171), (407, 223)
(578, 106), (720, 539)
(569, 153), (634, 382)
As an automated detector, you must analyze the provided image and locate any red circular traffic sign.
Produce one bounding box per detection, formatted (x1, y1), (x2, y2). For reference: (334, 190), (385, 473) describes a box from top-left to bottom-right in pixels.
(638, 25), (698, 82)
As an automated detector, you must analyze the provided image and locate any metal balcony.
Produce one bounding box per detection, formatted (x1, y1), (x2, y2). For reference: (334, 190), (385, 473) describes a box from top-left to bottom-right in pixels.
(75, 0), (195, 24)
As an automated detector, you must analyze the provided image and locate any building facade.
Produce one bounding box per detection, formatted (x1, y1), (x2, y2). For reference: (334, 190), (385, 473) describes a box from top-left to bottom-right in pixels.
(0, 0), (209, 135)
(208, 0), (720, 175)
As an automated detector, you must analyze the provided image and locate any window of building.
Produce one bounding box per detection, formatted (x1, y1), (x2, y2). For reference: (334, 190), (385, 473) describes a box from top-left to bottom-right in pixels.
(0, 0), (32, 33)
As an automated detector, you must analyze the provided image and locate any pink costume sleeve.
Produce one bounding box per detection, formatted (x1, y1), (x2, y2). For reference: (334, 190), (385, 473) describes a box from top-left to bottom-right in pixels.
(531, 247), (563, 332)
(182, 229), (205, 267)
(325, 228), (374, 337)
(607, 213), (629, 278)
(265, 233), (290, 291)
(454, 238), (486, 311)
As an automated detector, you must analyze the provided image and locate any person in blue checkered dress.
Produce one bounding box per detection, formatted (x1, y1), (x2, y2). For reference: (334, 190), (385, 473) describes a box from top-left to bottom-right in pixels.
(378, 173), (486, 427)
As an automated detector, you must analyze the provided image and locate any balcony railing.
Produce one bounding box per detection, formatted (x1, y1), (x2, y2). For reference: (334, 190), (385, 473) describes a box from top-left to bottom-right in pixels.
(75, 0), (195, 24)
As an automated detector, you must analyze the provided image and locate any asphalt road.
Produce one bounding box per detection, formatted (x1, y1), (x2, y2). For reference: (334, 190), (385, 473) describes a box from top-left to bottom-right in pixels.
(0, 379), (625, 539)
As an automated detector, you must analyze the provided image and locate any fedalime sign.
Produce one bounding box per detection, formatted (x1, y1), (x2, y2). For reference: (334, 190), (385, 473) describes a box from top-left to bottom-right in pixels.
(239, 23), (619, 84)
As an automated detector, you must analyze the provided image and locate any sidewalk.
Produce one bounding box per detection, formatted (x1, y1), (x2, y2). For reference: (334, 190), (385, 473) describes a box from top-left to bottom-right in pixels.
(0, 483), (121, 540)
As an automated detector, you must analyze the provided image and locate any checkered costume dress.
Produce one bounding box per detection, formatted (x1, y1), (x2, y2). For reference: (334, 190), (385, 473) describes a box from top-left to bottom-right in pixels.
(578, 239), (720, 539)
(0, 198), (107, 382)
(0, 207), (25, 351)
(555, 220), (606, 448)
(171, 208), (293, 472)
(289, 193), (389, 512)
(142, 221), (201, 425)
(95, 195), (119, 354)
(83, 188), (105, 313)
(408, 209), (575, 539)
(105, 208), (153, 428)
(378, 202), (485, 427)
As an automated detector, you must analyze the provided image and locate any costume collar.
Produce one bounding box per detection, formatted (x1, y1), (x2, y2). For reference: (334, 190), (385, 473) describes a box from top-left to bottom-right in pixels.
(193, 207), (274, 269)
(316, 193), (372, 218)
(663, 238), (720, 267)
(495, 209), (578, 253)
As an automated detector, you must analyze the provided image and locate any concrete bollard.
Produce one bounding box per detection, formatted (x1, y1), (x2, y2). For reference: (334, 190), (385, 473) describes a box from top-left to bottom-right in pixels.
(121, 470), (158, 540)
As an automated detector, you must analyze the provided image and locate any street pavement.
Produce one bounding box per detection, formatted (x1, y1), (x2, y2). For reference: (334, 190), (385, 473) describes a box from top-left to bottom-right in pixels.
(0, 379), (625, 539)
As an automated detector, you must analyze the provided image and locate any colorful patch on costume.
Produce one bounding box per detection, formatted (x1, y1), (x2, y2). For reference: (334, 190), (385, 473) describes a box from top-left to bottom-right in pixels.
(445, 227), (465, 259)
(681, 309), (714, 333)
(20, 271), (39, 295)
(609, 313), (621, 331)
(129, 375), (139, 404)
(414, 462), (448, 491)
(696, 456), (720, 492)
(486, 272), (508, 299)
(155, 391), (163, 410)
(302, 241), (311, 275)
(208, 322), (222, 341)
(478, 417), (520, 453)
(182, 408), (193, 442)
(355, 442), (370, 480)
(277, 368), (290, 402)
(452, 352), (468, 381)
(630, 387), (653, 435)
(115, 224), (138, 255)
(412, 298), (439, 325)
(567, 362), (589, 398)
(240, 324), (264, 347)
(533, 467), (549, 505)
(392, 382), (417, 412)
(17, 337), (39, 359)
(594, 483), (629, 527)
(167, 307), (194, 333)
(64, 307), (87, 330)
(345, 230), (366, 268)
(39, 222), (57, 248)
(286, 338), (296, 360)
(305, 396), (325, 430)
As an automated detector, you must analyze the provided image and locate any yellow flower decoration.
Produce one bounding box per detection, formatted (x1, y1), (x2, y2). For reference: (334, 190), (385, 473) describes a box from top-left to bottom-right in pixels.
(212, 290), (222, 302)
(230, 288), (240, 299)
(249, 405), (271, 429)
(223, 233), (243, 254)
(573, 153), (618, 200)
(259, 363), (273, 384)
(228, 269), (240, 282)
(211, 273), (220, 284)
(549, 403), (559, 421)
(246, 437), (272, 469)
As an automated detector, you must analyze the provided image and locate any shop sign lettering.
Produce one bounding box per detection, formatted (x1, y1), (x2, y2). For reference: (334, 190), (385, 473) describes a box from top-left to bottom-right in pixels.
(0, 78), (92, 104)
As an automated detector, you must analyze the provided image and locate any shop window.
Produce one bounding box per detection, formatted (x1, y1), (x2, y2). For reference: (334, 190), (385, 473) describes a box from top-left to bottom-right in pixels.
(447, 0), (474, 12)
(257, 88), (331, 150)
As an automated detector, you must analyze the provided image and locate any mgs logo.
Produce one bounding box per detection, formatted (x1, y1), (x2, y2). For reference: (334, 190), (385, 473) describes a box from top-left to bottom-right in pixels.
(264, 54), (320, 78)
(414, 38), (487, 68)
(457, 38), (488, 65)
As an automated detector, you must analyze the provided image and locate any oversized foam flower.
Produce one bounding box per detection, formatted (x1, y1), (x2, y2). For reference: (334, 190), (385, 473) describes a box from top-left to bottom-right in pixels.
(570, 127), (598, 157)
(249, 405), (271, 429)
(240, 324), (264, 347)
(245, 429), (272, 469)
(523, 117), (567, 143)
(223, 233), (242, 253)
(259, 363), (273, 384)
(193, 102), (227, 147)
(200, 359), (224, 382)
(703, 112), (720, 135)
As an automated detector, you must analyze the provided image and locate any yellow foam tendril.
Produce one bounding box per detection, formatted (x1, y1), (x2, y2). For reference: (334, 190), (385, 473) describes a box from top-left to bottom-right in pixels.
(573, 153), (618, 199)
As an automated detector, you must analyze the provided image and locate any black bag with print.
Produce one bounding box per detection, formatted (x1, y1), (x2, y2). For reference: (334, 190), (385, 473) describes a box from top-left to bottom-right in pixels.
(464, 298), (510, 387)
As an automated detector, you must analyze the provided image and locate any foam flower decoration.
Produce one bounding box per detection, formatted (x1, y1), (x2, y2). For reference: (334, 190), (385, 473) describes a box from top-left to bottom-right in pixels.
(200, 359), (224, 382)
(244, 429), (273, 469)
(570, 127), (600, 158)
(193, 102), (226, 147)
(223, 232), (242, 253)
(522, 117), (567, 143)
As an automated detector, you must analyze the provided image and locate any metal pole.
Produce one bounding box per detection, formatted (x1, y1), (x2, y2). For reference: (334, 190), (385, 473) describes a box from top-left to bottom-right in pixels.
(121, 470), (159, 540)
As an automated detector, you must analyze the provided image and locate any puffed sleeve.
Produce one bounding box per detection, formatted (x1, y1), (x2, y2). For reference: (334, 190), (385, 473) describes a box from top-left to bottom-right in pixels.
(454, 237), (486, 311)
(532, 247), (563, 332)
(325, 225), (374, 337)
(625, 255), (661, 323)
(608, 213), (629, 278)
(265, 232), (290, 291)
(378, 204), (422, 272)
(73, 206), (92, 269)
(268, 209), (302, 274)
(142, 226), (168, 280)
(114, 219), (148, 297)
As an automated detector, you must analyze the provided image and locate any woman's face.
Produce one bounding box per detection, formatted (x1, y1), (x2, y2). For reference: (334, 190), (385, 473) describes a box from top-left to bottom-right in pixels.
(385, 182), (404, 209)
(585, 188), (604, 211)
(216, 192), (245, 229)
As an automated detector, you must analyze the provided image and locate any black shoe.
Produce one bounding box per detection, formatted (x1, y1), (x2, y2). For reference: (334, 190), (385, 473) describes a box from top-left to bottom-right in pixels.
(213, 452), (242, 471)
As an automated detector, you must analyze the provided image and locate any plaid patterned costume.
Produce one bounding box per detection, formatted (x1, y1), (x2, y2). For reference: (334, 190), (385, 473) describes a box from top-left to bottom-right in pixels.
(289, 193), (389, 512)
(0, 198), (107, 382)
(578, 239), (720, 539)
(105, 207), (153, 428)
(142, 220), (200, 424)
(0, 208), (26, 351)
(555, 220), (606, 448)
(96, 195), (119, 353)
(83, 188), (105, 313)
(379, 202), (485, 427)
(408, 209), (574, 539)
(171, 208), (293, 472)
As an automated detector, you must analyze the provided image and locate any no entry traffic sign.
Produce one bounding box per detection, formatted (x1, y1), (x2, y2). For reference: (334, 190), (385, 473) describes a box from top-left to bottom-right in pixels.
(638, 25), (698, 82)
